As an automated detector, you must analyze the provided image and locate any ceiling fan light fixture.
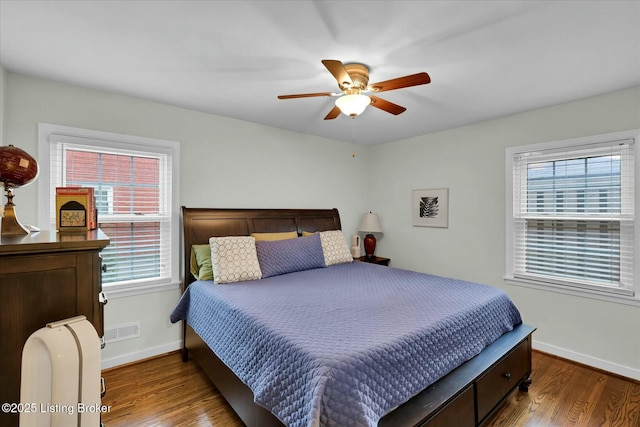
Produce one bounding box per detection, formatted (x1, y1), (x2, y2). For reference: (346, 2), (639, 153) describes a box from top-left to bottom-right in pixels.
(335, 94), (371, 117)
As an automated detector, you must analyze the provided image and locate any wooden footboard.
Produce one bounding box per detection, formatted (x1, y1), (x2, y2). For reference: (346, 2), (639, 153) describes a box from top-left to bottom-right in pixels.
(184, 323), (535, 427)
(379, 323), (535, 426)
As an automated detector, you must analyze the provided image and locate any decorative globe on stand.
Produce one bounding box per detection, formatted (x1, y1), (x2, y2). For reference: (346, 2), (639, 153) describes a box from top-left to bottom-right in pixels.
(0, 145), (39, 236)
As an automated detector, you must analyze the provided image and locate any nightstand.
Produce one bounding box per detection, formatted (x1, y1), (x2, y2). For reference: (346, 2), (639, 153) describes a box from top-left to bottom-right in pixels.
(357, 255), (390, 266)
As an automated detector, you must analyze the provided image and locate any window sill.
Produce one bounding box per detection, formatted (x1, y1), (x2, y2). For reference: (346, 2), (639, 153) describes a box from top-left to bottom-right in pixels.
(505, 276), (640, 307)
(103, 280), (181, 299)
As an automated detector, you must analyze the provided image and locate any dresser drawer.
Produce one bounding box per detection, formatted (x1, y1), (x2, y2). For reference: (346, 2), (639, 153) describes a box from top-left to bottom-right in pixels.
(475, 338), (530, 422)
(420, 384), (475, 427)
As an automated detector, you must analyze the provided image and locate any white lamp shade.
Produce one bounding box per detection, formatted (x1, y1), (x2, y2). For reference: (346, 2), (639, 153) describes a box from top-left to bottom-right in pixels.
(358, 211), (382, 233)
(335, 94), (371, 117)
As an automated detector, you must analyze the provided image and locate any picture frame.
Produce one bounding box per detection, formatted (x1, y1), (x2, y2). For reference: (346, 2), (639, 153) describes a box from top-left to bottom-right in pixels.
(413, 188), (449, 228)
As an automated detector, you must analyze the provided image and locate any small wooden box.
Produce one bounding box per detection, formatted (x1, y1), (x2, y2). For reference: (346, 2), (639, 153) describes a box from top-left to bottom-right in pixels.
(56, 187), (97, 231)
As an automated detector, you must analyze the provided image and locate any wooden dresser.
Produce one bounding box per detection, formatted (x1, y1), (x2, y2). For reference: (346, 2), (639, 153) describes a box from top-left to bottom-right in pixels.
(0, 229), (109, 426)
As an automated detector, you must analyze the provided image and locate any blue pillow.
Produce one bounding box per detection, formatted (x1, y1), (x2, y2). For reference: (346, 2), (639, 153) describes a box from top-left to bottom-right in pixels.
(255, 233), (325, 278)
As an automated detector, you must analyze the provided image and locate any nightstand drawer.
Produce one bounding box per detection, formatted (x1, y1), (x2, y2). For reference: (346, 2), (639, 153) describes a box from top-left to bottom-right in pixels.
(475, 338), (530, 421)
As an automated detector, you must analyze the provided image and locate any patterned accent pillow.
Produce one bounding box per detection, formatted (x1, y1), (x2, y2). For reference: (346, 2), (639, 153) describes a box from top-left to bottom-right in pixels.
(209, 236), (262, 284)
(319, 230), (353, 266)
(255, 233), (325, 278)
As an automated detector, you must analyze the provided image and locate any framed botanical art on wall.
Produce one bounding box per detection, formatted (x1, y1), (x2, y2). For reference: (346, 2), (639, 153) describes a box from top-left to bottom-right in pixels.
(413, 188), (449, 228)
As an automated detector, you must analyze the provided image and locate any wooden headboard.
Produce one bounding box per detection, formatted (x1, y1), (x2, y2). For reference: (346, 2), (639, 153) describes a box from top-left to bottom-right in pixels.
(181, 207), (342, 287)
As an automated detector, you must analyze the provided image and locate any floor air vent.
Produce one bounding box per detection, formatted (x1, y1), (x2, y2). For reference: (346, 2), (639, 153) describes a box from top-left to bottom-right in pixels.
(104, 321), (140, 343)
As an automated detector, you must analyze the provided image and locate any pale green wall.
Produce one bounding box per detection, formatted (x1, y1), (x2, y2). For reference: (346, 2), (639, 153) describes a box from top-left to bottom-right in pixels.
(4, 72), (370, 367)
(369, 86), (640, 378)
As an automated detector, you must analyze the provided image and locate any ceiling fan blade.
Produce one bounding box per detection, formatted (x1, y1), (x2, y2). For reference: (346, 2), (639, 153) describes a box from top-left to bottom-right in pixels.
(322, 59), (354, 88)
(368, 72), (431, 93)
(324, 105), (341, 120)
(278, 92), (335, 99)
(369, 95), (406, 115)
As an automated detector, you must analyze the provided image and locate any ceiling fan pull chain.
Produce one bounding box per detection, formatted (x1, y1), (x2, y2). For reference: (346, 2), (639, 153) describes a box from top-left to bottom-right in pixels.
(352, 117), (356, 158)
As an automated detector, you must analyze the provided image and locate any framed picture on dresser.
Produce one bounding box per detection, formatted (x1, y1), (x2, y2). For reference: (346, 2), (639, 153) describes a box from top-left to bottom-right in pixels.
(413, 188), (449, 228)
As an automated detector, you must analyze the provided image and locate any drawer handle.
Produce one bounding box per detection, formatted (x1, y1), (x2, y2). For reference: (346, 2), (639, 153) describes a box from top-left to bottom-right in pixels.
(503, 372), (512, 380)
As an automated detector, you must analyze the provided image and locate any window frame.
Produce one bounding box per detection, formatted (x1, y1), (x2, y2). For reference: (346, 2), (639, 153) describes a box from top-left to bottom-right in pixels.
(505, 129), (639, 307)
(38, 123), (181, 298)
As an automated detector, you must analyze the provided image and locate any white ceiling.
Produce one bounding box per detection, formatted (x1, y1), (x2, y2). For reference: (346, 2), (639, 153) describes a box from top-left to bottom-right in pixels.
(1, 1), (639, 146)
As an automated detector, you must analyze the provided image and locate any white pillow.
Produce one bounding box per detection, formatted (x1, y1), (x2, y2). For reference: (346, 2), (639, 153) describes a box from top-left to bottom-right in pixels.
(319, 230), (353, 266)
(209, 236), (262, 284)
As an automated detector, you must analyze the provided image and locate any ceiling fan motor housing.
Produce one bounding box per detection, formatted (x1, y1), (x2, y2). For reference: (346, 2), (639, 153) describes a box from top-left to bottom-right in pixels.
(341, 63), (369, 92)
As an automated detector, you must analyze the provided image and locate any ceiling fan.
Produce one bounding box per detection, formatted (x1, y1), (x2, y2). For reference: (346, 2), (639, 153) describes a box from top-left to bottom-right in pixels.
(277, 59), (431, 120)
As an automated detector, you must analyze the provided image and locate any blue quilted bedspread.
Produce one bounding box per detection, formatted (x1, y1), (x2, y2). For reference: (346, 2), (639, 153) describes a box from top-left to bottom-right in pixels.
(170, 262), (522, 427)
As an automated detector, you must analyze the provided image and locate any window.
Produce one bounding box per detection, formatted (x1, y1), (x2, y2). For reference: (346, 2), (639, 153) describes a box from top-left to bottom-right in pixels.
(506, 130), (637, 300)
(38, 124), (180, 297)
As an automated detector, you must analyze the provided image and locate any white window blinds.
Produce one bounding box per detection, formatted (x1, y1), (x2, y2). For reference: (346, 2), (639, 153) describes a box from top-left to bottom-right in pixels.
(511, 138), (634, 294)
(45, 130), (179, 292)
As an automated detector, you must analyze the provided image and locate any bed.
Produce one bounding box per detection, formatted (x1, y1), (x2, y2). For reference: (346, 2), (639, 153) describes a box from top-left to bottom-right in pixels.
(171, 207), (535, 427)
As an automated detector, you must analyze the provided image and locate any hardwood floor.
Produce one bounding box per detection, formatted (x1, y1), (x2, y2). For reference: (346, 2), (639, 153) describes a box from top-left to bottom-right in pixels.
(486, 352), (639, 427)
(101, 351), (243, 427)
(101, 350), (640, 427)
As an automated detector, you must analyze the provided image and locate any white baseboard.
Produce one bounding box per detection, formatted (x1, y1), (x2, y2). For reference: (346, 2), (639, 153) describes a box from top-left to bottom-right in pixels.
(533, 339), (640, 381)
(101, 340), (181, 370)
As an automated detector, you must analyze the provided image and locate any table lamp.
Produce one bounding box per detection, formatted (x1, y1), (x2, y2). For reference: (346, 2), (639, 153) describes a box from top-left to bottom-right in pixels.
(358, 211), (382, 258)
